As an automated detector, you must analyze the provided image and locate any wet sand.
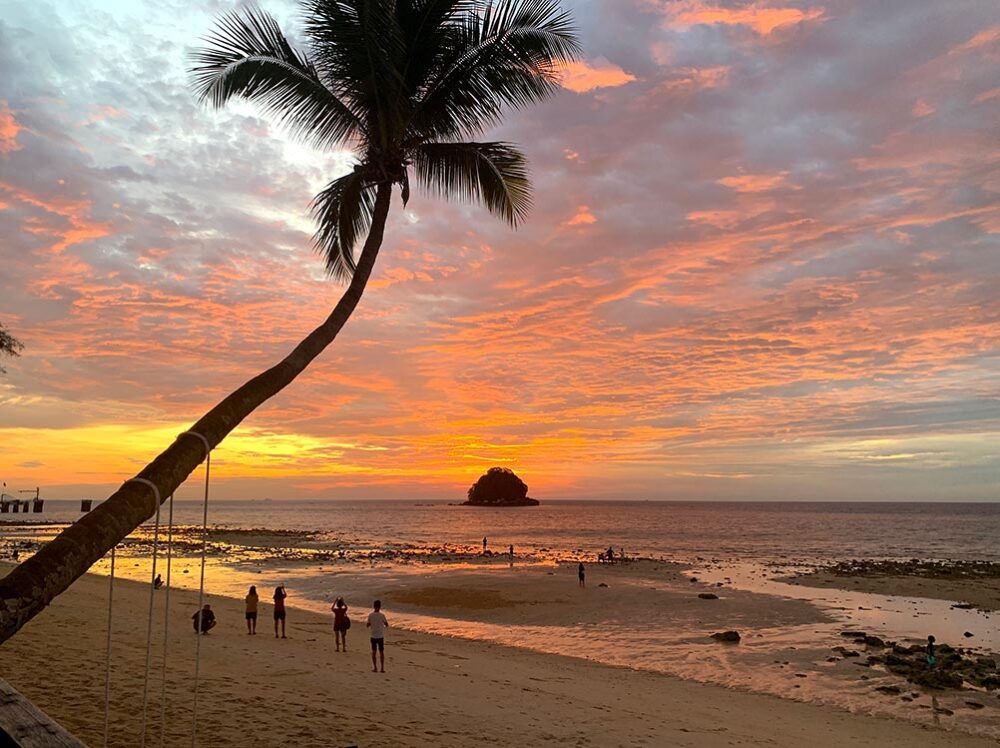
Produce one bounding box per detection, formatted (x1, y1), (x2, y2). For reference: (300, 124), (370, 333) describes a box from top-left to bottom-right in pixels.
(0, 562), (993, 747)
(788, 571), (1000, 612)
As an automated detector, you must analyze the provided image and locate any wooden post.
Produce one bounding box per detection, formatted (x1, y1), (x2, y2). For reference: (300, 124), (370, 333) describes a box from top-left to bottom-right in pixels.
(0, 677), (87, 747)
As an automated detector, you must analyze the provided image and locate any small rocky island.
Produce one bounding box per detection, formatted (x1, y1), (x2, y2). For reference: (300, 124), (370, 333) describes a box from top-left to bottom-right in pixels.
(463, 467), (539, 507)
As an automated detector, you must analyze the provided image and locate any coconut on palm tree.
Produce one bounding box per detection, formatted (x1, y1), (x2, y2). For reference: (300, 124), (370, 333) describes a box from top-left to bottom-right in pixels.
(0, 0), (579, 643)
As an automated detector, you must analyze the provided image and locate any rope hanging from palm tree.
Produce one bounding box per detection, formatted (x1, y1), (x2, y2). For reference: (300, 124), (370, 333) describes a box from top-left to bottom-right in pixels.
(180, 430), (212, 748)
(102, 431), (213, 747)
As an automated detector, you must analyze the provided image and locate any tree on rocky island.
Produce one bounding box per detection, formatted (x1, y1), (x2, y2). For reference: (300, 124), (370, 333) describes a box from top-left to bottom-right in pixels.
(464, 467), (539, 506)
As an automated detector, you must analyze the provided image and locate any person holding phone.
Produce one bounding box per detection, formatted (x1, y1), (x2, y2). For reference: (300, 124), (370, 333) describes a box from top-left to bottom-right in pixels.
(331, 596), (350, 652)
(273, 585), (288, 638)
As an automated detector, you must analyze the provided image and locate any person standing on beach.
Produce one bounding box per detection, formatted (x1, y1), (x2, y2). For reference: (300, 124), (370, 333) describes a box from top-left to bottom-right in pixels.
(927, 635), (936, 665)
(606, 546), (614, 565)
(483, 536), (488, 553)
(332, 597), (349, 652)
(578, 562), (586, 587)
(273, 585), (287, 638)
(245, 585), (259, 635)
(509, 544), (514, 568)
(367, 600), (389, 673)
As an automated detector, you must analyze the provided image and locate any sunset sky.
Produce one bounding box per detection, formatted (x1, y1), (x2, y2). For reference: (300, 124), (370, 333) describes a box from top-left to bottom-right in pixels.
(1, 0), (998, 501)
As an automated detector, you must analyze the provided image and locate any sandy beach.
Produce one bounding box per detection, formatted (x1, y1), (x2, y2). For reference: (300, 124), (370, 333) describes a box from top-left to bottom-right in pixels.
(0, 561), (994, 747)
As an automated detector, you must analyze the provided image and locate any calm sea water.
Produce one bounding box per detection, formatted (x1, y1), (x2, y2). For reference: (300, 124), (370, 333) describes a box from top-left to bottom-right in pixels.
(12, 499), (1000, 562)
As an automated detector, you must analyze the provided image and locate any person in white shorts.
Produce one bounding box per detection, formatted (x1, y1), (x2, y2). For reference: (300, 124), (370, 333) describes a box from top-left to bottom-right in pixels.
(367, 599), (389, 673)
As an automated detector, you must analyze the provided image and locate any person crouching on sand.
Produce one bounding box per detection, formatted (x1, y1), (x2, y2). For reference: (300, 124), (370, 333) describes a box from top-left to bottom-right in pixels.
(245, 585), (259, 635)
(367, 599), (389, 673)
(332, 597), (350, 652)
(192, 604), (216, 634)
(273, 585), (288, 639)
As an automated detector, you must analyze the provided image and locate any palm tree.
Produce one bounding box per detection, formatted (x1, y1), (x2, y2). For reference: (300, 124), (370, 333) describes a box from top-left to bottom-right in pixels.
(0, 0), (578, 643)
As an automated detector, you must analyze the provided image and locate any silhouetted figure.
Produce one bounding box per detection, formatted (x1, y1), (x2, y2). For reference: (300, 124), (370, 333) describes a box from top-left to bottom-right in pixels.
(245, 585), (258, 635)
(606, 546), (614, 565)
(927, 635), (936, 666)
(273, 585), (287, 638)
(578, 562), (586, 587)
(483, 536), (488, 553)
(192, 604), (216, 634)
(509, 544), (514, 567)
(153, 574), (163, 590)
(332, 597), (349, 652)
(367, 599), (389, 673)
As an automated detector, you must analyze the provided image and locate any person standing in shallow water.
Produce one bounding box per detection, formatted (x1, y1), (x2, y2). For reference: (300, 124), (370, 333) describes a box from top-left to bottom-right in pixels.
(578, 562), (586, 587)
(273, 585), (287, 638)
(332, 597), (349, 652)
(245, 585), (258, 635)
(367, 599), (389, 673)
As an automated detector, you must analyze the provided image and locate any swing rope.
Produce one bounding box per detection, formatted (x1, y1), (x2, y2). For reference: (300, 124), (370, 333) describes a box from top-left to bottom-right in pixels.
(103, 545), (116, 748)
(127, 477), (162, 748)
(158, 492), (174, 748)
(101, 433), (211, 748)
(180, 430), (212, 748)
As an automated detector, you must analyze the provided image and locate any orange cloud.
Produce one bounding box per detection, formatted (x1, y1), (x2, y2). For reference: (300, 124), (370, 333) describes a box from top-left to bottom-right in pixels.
(0, 183), (111, 254)
(565, 205), (597, 226)
(950, 24), (1000, 54)
(974, 87), (1000, 103)
(665, 1), (825, 36)
(911, 99), (935, 118)
(718, 172), (788, 192)
(560, 59), (636, 93)
(0, 101), (22, 154)
(657, 66), (730, 92)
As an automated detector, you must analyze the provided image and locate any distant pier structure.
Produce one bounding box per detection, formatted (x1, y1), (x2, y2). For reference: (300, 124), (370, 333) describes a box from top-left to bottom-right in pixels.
(0, 486), (43, 514)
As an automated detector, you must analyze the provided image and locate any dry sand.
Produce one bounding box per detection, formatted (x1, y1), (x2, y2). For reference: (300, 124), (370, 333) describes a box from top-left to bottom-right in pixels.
(0, 563), (993, 747)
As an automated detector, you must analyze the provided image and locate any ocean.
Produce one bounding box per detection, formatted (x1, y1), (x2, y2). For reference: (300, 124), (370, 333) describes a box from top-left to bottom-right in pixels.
(11, 498), (1000, 562)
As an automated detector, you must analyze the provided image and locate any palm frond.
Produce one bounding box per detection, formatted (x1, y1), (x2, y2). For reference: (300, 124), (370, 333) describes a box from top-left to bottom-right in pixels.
(413, 141), (531, 225)
(190, 5), (362, 149)
(311, 168), (377, 281)
(411, 0), (581, 139)
(302, 0), (408, 148)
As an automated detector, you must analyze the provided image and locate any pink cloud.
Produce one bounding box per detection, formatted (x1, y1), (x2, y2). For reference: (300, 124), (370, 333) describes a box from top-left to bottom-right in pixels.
(0, 101), (22, 154)
(664, 1), (825, 36)
(717, 172), (788, 192)
(560, 59), (636, 93)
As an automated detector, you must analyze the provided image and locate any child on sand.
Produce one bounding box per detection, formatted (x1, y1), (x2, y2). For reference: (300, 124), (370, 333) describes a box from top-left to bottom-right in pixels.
(192, 604), (216, 634)
(274, 585), (287, 638)
(367, 600), (389, 673)
(245, 585), (258, 635)
(332, 597), (349, 652)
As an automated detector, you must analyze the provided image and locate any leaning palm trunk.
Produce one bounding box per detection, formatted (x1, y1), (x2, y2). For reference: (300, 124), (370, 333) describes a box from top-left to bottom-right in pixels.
(0, 0), (579, 646)
(0, 185), (391, 645)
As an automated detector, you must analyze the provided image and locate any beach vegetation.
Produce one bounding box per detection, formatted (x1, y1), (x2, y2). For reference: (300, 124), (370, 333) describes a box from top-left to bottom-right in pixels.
(0, 322), (23, 375)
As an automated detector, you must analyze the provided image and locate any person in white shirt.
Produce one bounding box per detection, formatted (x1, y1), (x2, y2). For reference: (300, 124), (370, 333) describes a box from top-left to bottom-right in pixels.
(366, 599), (389, 673)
